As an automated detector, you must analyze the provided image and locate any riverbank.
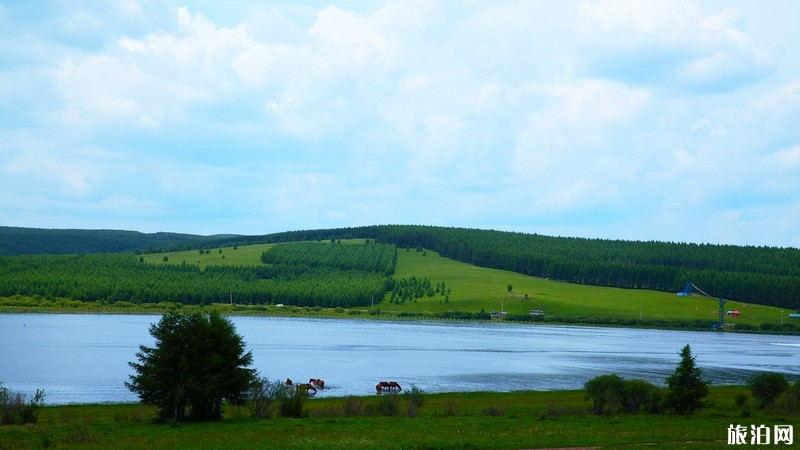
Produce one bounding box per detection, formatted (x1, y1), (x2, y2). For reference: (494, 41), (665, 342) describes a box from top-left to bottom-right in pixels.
(2, 296), (799, 335)
(0, 387), (789, 449)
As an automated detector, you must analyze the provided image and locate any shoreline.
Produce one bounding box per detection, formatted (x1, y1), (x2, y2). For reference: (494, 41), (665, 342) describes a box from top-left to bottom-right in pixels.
(3, 298), (799, 336)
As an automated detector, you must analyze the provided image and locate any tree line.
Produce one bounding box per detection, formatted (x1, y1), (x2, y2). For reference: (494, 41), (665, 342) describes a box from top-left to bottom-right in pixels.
(0, 242), (397, 307)
(261, 241), (396, 275)
(189, 225), (800, 310)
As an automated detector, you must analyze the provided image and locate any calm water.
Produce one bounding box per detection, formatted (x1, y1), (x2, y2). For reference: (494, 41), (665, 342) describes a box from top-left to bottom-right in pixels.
(1, 313), (799, 404)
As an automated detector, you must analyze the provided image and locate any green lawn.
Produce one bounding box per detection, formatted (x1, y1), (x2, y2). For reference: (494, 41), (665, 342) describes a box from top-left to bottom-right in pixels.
(382, 249), (793, 326)
(0, 387), (790, 449)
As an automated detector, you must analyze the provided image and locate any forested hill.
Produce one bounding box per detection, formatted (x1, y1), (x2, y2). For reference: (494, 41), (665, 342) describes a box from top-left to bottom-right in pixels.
(195, 225), (800, 310)
(4, 224), (800, 309)
(0, 226), (228, 255)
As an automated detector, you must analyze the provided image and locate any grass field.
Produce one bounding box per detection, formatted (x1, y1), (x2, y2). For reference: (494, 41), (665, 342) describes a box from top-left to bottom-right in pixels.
(140, 239), (370, 270)
(140, 243), (274, 269)
(0, 387), (790, 449)
(383, 249), (794, 326)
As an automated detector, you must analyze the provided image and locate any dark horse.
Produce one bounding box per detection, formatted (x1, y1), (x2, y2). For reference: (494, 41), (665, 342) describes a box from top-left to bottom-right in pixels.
(375, 380), (402, 394)
(309, 378), (325, 390)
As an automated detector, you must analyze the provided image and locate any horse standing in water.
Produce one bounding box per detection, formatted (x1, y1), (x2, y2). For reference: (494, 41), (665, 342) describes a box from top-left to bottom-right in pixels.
(375, 380), (402, 394)
(309, 378), (325, 390)
(284, 378), (317, 396)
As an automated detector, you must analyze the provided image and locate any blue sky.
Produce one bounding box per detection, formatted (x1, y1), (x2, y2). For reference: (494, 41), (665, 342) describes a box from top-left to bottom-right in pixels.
(1, 1), (800, 246)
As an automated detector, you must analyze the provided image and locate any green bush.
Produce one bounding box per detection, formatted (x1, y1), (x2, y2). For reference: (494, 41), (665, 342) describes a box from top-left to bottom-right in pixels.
(748, 372), (789, 408)
(279, 387), (306, 418)
(404, 386), (425, 417)
(585, 375), (662, 415)
(585, 374), (625, 414)
(0, 383), (45, 425)
(777, 380), (800, 413)
(247, 378), (285, 419)
(621, 379), (663, 413)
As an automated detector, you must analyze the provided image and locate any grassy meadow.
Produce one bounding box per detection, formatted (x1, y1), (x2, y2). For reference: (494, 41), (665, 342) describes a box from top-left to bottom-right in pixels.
(0, 387), (786, 449)
(384, 249), (794, 326)
(140, 243), (274, 269)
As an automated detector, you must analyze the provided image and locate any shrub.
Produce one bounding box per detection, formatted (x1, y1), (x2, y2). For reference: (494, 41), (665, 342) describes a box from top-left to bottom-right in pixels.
(376, 394), (400, 417)
(585, 374), (625, 414)
(437, 399), (457, 417)
(585, 375), (662, 415)
(341, 397), (364, 416)
(666, 345), (708, 414)
(734, 392), (749, 408)
(248, 378), (286, 419)
(279, 387), (306, 418)
(777, 380), (800, 413)
(404, 386), (425, 417)
(748, 372), (789, 408)
(622, 379), (663, 413)
(0, 383), (45, 425)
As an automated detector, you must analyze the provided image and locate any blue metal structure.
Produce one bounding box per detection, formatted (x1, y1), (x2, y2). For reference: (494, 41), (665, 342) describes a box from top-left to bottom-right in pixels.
(677, 282), (726, 329)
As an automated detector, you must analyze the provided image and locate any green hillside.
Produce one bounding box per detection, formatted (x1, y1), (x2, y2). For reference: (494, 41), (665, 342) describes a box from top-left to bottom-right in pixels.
(141, 242), (794, 327)
(142, 243), (274, 269)
(0, 226), (221, 255)
(383, 249), (791, 326)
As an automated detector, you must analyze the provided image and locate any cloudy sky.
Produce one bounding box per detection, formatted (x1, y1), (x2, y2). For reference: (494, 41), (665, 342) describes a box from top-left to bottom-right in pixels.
(1, 1), (799, 246)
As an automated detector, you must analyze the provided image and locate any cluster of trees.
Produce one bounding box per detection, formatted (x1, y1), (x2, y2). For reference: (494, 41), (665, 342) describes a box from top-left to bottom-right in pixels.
(260, 242), (396, 275)
(586, 345), (708, 415)
(0, 245), (395, 307)
(204, 225), (800, 309)
(0, 226), (212, 255)
(390, 277), (450, 304)
(745, 372), (800, 413)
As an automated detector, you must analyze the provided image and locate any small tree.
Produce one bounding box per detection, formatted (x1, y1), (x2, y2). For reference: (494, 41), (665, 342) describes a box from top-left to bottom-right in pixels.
(127, 312), (255, 422)
(162, 256), (168, 262)
(748, 372), (789, 408)
(507, 284), (513, 293)
(666, 344), (708, 414)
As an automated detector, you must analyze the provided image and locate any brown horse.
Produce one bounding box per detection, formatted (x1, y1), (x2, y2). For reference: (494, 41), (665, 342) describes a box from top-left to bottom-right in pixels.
(376, 381), (402, 394)
(309, 378), (325, 390)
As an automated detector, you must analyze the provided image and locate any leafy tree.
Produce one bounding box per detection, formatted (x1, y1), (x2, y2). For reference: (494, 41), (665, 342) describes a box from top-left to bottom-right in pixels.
(162, 256), (168, 262)
(127, 312), (255, 422)
(507, 284), (513, 293)
(748, 372), (789, 408)
(665, 344), (708, 414)
(585, 374), (625, 414)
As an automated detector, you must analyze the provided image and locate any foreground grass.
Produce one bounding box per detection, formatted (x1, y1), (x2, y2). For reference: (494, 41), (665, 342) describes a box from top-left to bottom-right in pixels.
(0, 387), (792, 449)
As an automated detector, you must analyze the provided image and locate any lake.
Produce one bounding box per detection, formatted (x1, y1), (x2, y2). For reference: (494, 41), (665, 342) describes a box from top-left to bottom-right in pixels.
(1, 313), (799, 404)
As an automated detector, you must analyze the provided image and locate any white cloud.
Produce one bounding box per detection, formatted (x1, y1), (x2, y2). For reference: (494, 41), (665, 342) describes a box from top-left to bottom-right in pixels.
(2, 1), (800, 244)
